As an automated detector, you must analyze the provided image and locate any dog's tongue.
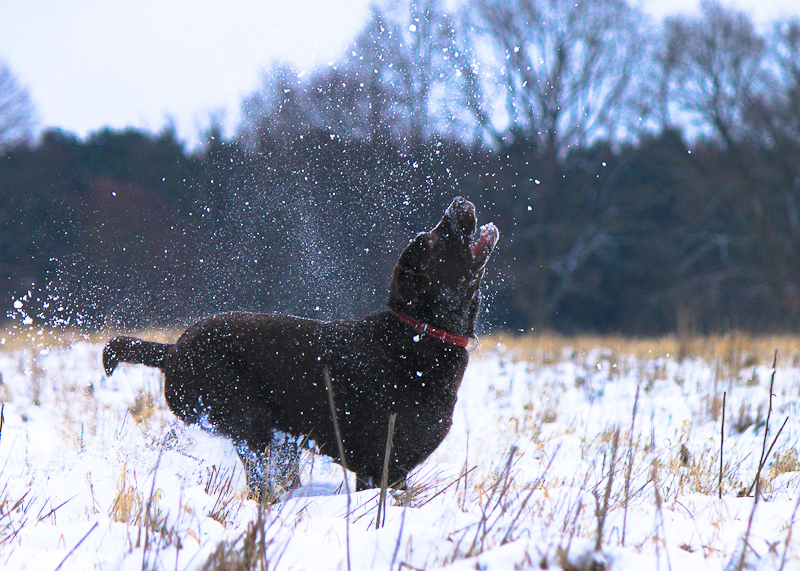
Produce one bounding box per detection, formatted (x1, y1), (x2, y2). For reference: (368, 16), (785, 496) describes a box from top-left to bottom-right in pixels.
(472, 223), (499, 265)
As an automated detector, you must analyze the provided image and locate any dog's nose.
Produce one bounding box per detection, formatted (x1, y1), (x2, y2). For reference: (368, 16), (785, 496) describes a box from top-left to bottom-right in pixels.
(440, 198), (477, 239)
(445, 197), (475, 219)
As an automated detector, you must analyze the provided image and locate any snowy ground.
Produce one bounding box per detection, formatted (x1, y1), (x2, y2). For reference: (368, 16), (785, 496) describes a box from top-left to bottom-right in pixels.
(0, 332), (798, 570)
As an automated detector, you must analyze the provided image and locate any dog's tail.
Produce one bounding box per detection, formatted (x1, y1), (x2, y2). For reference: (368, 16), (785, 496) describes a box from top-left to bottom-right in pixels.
(103, 336), (172, 376)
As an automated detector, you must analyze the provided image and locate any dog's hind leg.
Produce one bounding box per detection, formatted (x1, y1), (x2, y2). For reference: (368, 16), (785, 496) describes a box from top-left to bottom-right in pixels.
(234, 429), (306, 502)
(234, 440), (271, 500)
(269, 433), (302, 492)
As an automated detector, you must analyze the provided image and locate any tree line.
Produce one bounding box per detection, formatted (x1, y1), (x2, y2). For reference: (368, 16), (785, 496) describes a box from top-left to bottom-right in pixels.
(2, 0), (800, 335)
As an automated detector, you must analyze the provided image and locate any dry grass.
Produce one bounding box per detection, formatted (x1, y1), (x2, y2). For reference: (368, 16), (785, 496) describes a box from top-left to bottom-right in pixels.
(771, 449), (800, 478)
(110, 467), (150, 524)
(0, 481), (31, 549)
(0, 324), (183, 352)
(108, 455), (185, 569)
(205, 464), (243, 526)
(447, 329), (800, 569)
(7, 323), (800, 366)
(3, 324), (799, 569)
(129, 390), (157, 425)
(8, 324), (798, 365)
(482, 330), (800, 368)
(200, 505), (287, 571)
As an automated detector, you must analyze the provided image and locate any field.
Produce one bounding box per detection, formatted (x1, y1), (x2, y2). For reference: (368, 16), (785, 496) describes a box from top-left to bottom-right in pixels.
(0, 327), (799, 570)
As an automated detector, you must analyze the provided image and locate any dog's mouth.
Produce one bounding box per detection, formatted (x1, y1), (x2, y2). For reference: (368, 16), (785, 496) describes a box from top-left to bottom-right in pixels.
(472, 223), (499, 268)
(442, 197), (499, 269)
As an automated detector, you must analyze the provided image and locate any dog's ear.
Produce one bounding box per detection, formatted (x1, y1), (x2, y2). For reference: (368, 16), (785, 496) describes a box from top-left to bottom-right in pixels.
(393, 235), (431, 304)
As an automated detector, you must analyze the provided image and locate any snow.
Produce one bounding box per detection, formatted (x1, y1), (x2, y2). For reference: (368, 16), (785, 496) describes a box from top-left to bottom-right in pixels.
(0, 337), (798, 569)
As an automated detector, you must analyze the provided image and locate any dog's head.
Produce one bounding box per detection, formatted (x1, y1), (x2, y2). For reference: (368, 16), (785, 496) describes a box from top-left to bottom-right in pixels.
(388, 197), (499, 337)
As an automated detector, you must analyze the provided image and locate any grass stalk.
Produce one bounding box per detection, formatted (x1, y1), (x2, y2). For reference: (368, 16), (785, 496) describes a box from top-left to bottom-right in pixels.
(735, 476), (760, 571)
(651, 459), (672, 571)
(467, 445), (517, 557)
(53, 522), (98, 571)
(558, 498), (585, 563)
(390, 504), (407, 571)
(744, 351), (790, 499)
(37, 494), (77, 524)
(719, 391), (726, 499)
(323, 368), (351, 571)
(595, 428), (620, 552)
(501, 443), (560, 545)
(376, 412), (397, 530)
(460, 434), (470, 512)
(747, 349), (777, 497)
(416, 466), (476, 509)
(779, 492), (800, 571)
(622, 384), (640, 546)
(141, 436), (167, 570)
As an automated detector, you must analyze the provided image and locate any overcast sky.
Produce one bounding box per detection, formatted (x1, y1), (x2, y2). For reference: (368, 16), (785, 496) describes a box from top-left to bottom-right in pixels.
(1, 0), (798, 147)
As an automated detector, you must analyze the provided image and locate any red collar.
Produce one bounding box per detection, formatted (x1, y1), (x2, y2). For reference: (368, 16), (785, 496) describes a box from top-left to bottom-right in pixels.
(390, 310), (472, 348)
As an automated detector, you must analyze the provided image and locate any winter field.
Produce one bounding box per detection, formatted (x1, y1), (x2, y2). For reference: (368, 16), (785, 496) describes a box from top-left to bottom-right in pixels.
(0, 327), (799, 570)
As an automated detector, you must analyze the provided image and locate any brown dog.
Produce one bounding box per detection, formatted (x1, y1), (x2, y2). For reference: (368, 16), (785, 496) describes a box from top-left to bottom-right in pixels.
(103, 197), (498, 492)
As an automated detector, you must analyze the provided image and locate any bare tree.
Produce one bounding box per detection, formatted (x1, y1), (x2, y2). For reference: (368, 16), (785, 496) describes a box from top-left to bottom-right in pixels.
(346, 0), (467, 145)
(738, 19), (800, 319)
(0, 58), (36, 151)
(454, 0), (653, 326)
(465, 0), (653, 157)
(238, 0), (466, 147)
(661, 0), (767, 150)
(302, 65), (382, 141)
(658, 6), (800, 325)
(239, 63), (310, 152)
(746, 19), (800, 151)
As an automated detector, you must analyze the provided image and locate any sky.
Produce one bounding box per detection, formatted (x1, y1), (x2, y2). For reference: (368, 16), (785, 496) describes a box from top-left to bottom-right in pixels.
(1, 0), (799, 148)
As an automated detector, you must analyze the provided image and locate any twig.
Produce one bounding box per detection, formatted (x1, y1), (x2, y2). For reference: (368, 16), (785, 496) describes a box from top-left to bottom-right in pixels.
(114, 410), (129, 441)
(735, 476), (760, 571)
(466, 445), (517, 557)
(257, 503), (268, 569)
(38, 494), (78, 523)
(622, 383), (640, 546)
(746, 351), (783, 498)
(759, 417), (789, 484)
(390, 504), (407, 571)
(595, 428), (620, 552)
(750, 350), (777, 497)
(416, 466), (477, 508)
(53, 522), (98, 571)
(779, 491), (800, 571)
(0, 403), (4, 442)
(141, 435), (167, 568)
(174, 487), (183, 571)
(324, 368), (351, 571)
(501, 443), (561, 544)
(481, 455), (516, 541)
(719, 391), (726, 499)
(460, 433), (470, 512)
(563, 498), (584, 559)
(651, 459), (673, 571)
(376, 413), (397, 530)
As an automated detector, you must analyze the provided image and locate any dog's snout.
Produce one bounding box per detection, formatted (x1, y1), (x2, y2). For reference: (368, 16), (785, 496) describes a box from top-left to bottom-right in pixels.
(445, 197), (474, 218)
(441, 197), (477, 237)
